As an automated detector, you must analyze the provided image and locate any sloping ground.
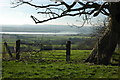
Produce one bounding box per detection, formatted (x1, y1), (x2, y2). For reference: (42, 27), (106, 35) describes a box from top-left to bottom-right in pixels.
(2, 50), (119, 79)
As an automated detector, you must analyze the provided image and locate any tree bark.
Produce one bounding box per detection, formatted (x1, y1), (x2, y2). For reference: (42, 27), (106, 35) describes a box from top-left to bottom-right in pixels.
(85, 2), (120, 65)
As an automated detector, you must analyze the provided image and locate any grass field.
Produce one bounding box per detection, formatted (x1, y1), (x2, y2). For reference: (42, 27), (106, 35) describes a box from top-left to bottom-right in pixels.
(2, 50), (119, 79)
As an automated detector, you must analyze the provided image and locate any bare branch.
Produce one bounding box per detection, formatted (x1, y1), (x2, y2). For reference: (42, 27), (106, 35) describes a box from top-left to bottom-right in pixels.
(37, 11), (59, 16)
(12, 0), (110, 24)
(11, 3), (23, 8)
(16, 1), (63, 8)
(30, 15), (40, 24)
(101, 9), (110, 16)
(93, 2), (108, 17)
(30, 15), (64, 24)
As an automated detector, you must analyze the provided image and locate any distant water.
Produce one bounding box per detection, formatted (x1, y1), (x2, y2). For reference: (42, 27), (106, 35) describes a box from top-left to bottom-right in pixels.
(0, 32), (78, 35)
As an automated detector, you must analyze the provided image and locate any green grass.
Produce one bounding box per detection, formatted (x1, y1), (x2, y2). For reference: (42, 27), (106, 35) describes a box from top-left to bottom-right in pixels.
(2, 61), (118, 78)
(2, 50), (119, 78)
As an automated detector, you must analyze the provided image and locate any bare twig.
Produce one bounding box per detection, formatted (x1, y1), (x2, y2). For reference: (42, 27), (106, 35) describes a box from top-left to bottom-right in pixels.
(12, 0), (110, 24)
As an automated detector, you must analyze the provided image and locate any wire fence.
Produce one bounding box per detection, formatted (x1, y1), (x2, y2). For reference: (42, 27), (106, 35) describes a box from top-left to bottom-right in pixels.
(2, 39), (73, 62)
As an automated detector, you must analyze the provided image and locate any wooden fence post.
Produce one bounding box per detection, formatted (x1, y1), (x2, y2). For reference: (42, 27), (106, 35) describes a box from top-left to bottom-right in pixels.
(4, 42), (13, 58)
(66, 41), (71, 62)
(16, 40), (20, 60)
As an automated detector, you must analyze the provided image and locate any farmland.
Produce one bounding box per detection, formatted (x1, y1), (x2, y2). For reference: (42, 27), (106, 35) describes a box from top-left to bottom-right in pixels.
(1, 33), (119, 79)
(2, 34), (96, 50)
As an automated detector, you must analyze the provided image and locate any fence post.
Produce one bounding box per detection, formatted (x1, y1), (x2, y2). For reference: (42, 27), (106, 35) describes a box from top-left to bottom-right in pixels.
(16, 40), (20, 60)
(4, 42), (13, 58)
(66, 41), (71, 62)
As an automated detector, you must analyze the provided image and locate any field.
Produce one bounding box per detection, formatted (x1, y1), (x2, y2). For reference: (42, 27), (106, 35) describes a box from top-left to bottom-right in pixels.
(2, 50), (119, 79)
(2, 34), (96, 51)
(1, 33), (120, 79)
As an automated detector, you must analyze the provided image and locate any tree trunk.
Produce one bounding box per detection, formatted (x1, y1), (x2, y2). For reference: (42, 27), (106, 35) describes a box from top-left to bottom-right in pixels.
(85, 29), (118, 65)
(85, 2), (120, 65)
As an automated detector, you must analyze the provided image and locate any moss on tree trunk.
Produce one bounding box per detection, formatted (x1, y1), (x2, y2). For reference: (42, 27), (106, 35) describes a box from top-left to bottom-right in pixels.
(85, 2), (120, 65)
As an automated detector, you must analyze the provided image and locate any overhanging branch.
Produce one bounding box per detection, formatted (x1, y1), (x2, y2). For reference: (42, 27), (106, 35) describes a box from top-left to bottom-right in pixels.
(12, 0), (110, 24)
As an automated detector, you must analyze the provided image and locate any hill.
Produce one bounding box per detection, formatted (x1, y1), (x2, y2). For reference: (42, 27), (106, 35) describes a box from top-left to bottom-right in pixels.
(1, 25), (94, 35)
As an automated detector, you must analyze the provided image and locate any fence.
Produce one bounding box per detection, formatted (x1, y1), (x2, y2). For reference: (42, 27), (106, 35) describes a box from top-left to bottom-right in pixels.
(2, 40), (71, 62)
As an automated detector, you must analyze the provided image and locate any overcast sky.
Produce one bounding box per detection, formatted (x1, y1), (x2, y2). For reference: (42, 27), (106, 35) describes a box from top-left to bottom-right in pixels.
(0, 0), (106, 26)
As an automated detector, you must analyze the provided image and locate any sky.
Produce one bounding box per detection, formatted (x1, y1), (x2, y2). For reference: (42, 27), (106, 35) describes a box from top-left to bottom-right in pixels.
(0, 0), (106, 26)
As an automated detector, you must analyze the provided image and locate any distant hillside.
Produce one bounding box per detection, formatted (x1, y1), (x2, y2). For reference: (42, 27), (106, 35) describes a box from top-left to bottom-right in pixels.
(1, 25), (95, 34)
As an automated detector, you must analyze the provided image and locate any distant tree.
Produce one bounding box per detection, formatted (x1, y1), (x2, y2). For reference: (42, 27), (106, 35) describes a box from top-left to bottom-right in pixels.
(12, 0), (120, 65)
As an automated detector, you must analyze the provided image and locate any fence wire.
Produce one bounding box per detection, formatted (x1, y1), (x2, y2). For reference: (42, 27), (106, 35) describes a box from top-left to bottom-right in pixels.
(20, 40), (67, 62)
(2, 39), (68, 62)
(2, 34), (95, 63)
